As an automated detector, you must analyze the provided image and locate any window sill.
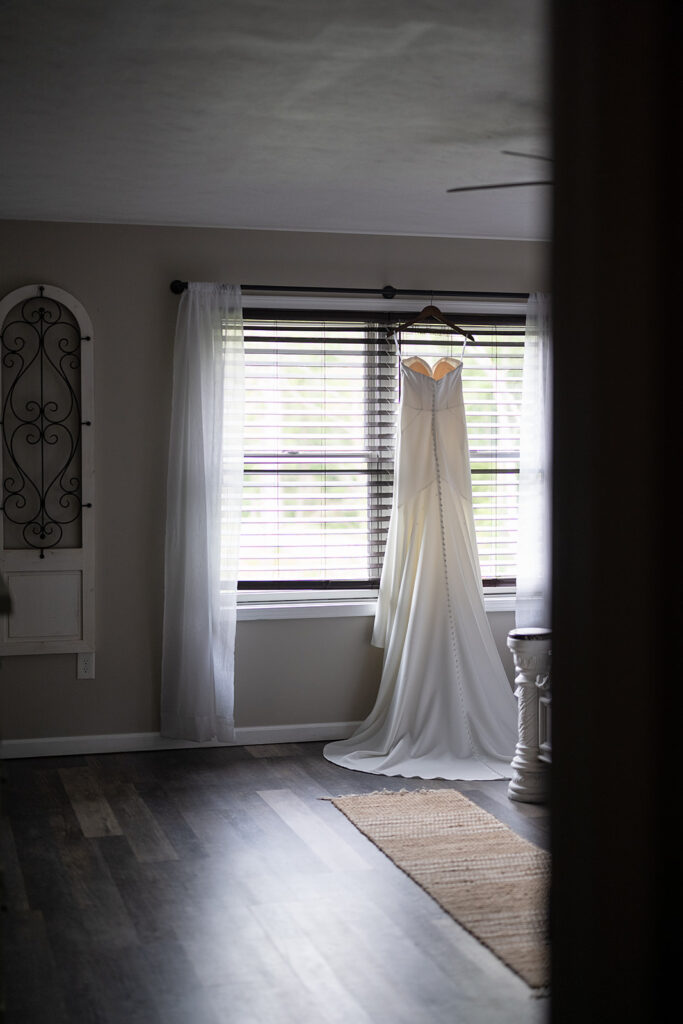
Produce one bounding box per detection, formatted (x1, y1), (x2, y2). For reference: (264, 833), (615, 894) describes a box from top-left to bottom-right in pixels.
(236, 591), (515, 621)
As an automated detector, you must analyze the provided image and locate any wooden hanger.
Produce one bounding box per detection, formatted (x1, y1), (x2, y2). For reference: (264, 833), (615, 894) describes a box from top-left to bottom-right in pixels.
(388, 304), (474, 343)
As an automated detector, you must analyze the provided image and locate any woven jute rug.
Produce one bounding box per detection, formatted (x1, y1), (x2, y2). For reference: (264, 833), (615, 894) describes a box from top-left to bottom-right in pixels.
(329, 788), (550, 989)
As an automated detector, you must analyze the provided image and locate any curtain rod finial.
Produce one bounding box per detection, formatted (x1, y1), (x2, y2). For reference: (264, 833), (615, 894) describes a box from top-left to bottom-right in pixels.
(170, 280), (188, 295)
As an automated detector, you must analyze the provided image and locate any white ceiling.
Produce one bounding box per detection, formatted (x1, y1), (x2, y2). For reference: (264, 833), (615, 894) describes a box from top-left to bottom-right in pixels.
(1, 0), (550, 240)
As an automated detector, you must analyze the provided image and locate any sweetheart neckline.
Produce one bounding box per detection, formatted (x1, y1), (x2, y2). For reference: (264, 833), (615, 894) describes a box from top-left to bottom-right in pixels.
(401, 361), (463, 382)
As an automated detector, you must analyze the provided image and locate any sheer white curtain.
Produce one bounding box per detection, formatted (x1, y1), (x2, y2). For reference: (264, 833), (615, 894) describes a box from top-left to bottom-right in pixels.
(515, 292), (552, 628)
(161, 283), (244, 741)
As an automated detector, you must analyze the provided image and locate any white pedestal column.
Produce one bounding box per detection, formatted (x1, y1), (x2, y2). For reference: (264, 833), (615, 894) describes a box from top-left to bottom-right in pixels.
(506, 627), (552, 804)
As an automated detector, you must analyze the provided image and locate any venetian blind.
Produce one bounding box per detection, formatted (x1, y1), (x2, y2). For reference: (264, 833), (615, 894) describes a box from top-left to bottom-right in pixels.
(237, 312), (523, 589)
(239, 315), (397, 587)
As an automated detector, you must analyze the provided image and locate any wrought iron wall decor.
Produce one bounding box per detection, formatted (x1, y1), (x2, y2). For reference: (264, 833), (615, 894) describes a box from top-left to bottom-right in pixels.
(1, 286), (91, 556)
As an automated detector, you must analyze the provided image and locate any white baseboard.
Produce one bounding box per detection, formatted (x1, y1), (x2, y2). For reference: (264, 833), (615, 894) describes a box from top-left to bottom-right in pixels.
(0, 722), (361, 760)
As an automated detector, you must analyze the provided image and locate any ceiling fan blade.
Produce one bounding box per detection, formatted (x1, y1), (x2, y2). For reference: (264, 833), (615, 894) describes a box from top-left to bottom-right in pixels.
(446, 180), (553, 193)
(501, 150), (554, 162)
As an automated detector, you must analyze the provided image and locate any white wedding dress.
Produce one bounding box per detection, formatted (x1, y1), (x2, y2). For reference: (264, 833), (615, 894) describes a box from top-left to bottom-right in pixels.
(324, 357), (518, 780)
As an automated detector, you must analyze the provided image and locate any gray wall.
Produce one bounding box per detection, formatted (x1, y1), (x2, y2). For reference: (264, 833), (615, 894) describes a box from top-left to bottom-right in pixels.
(0, 220), (548, 742)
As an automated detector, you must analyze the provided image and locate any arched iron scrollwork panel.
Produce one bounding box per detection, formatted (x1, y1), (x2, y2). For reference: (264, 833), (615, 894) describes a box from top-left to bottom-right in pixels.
(1, 286), (91, 557)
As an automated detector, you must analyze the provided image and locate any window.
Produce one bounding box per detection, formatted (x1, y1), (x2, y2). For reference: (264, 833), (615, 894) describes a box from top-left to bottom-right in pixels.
(236, 304), (524, 596)
(239, 313), (396, 590)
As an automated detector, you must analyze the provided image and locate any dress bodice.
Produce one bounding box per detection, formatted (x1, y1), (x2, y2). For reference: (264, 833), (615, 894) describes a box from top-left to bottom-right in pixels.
(400, 360), (464, 412)
(397, 361), (472, 506)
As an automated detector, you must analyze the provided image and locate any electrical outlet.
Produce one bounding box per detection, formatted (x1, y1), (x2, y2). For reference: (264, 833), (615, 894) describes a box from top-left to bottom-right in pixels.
(77, 652), (95, 679)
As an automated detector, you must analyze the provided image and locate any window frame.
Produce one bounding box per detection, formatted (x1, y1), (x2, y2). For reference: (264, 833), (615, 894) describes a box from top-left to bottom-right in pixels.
(235, 294), (526, 609)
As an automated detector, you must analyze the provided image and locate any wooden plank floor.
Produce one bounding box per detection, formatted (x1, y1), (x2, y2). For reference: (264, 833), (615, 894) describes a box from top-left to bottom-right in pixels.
(0, 743), (550, 1024)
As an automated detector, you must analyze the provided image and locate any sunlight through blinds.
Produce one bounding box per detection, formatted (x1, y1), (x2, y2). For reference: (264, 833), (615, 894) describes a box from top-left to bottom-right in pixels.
(235, 313), (522, 589)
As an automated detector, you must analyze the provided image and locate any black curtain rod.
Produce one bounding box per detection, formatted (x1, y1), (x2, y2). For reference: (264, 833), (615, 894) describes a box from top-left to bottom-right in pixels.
(169, 280), (528, 300)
